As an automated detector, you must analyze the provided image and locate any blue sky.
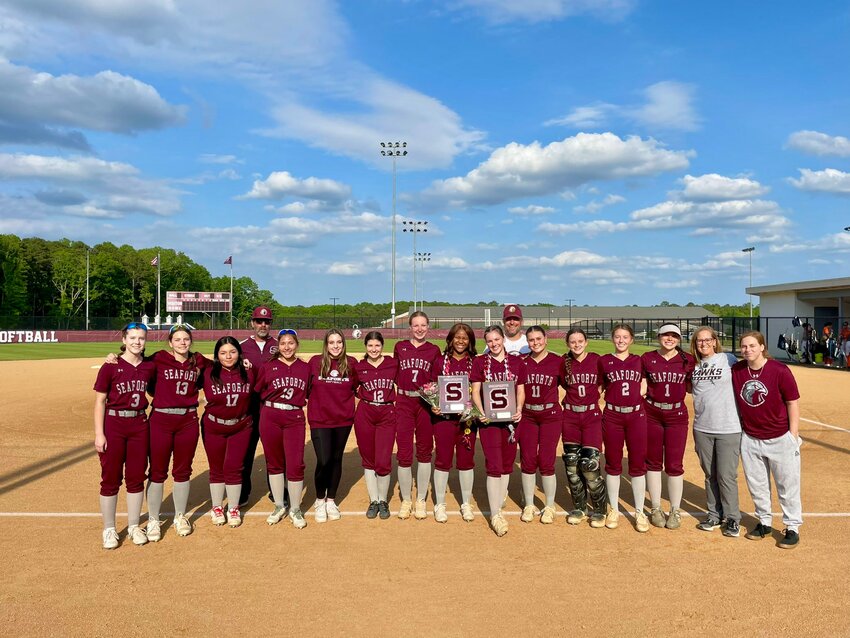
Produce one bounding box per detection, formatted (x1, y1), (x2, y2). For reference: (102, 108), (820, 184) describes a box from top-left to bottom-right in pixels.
(1, 1), (849, 308)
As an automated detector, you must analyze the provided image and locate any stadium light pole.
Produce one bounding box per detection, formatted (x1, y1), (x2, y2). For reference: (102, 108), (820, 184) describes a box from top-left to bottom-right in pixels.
(565, 298), (575, 327)
(85, 248), (90, 331)
(416, 252), (431, 312)
(742, 246), (755, 318)
(380, 141), (408, 328)
(330, 296), (339, 328)
(403, 220), (428, 312)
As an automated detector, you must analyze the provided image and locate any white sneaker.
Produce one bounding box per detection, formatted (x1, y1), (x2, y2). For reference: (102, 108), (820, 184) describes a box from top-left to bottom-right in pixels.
(210, 506), (226, 526)
(434, 503), (448, 523)
(314, 499), (328, 523)
(325, 500), (341, 521)
(227, 507), (242, 528)
(128, 525), (148, 546)
(540, 506), (556, 524)
(146, 518), (161, 542)
(460, 503), (475, 522)
(414, 499), (428, 520)
(266, 505), (287, 526)
(289, 508), (307, 529)
(397, 500), (413, 520)
(173, 513), (193, 536)
(521, 505), (536, 523)
(491, 513), (509, 537)
(102, 527), (119, 550)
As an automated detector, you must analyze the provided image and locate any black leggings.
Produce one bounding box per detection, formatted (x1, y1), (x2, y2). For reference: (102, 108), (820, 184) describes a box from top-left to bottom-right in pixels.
(311, 426), (352, 500)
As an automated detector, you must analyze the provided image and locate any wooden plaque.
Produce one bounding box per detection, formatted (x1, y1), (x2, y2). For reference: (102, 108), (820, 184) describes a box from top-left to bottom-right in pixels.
(482, 380), (516, 422)
(438, 375), (469, 414)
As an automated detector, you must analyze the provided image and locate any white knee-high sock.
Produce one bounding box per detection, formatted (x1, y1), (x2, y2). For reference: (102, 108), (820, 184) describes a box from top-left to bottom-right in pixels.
(398, 466), (412, 502)
(377, 474), (391, 502)
(647, 470), (663, 509)
(486, 476), (502, 517)
(268, 474), (285, 507)
(225, 484), (242, 510)
(459, 469), (474, 505)
(416, 462), (432, 502)
(210, 482), (225, 508)
(127, 491), (144, 528)
(364, 469), (378, 502)
(541, 475), (556, 507)
(288, 480), (303, 510)
(631, 475), (646, 513)
(172, 480), (191, 515)
(100, 494), (118, 530)
(433, 469), (449, 506)
(500, 473), (510, 506)
(606, 474), (621, 510)
(147, 481), (164, 521)
(521, 472), (536, 507)
(668, 475), (684, 510)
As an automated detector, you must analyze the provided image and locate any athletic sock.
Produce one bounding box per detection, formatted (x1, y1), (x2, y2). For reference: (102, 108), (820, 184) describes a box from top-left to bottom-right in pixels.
(398, 466), (413, 502)
(416, 462), (432, 502)
(486, 476), (502, 516)
(268, 474), (285, 507)
(433, 469), (449, 506)
(210, 482), (225, 508)
(126, 491), (144, 528)
(287, 480), (303, 511)
(668, 475), (684, 510)
(225, 484), (242, 510)
(499, 473), (510, 507)
(646, 470), (662, 509)
(458, 469), (474, 505)
(521, 472), (536, 507)
(606, 474), (621, 510)
(631, 475), (646, 513)
(376, 474), (391, 502)
(364, 469), (379, 503)
(146, 481), (164, 521)
(100, 494), (118, 530)
(172, 480), (191, 516)
(541, 475), (556, 507)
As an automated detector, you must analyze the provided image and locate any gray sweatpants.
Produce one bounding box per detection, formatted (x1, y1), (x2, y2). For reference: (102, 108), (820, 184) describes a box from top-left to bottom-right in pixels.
(740, 431), (803, 531)
(693, 430), (741, 523)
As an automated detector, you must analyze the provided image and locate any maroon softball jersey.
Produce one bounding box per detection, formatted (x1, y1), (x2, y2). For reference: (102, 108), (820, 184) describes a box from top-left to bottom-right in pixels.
(599, 353), (644, 406)
(307, 355), (358, 428)
(523, 352), (564, 406)
(93, 357), (156, 410)
(239, 335), (278, 368)
(437, 352), (475, 378)
(562, 352), (601, 406)
(254, 357), (310, 407)
(150, 350), (209, 408)
(470, 353), (526, 384)
(642, 350), (696, 403)
(354, 356), (398, 403)
(202, 367), (255, 420)
(393, 340), (441, 391)
(731, 359), (800, 440)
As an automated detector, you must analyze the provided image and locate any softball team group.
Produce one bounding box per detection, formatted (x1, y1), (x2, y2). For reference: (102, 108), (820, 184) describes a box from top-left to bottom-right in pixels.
(94, 305), (802, 549)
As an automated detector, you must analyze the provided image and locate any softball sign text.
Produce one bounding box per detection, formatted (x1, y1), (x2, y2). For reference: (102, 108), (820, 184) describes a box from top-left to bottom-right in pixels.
(482, 380), (516, 421)
(0, 330), (59, 344)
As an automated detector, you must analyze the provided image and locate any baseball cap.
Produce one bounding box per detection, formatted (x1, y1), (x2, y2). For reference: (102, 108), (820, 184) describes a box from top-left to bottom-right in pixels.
(503, 304), (523, 321)
(657, 323), (682, 337)
(252, 306), (272, 321)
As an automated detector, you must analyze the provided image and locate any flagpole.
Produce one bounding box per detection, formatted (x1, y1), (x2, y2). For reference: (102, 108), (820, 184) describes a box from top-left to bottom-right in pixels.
(229, 258), (233, 332)
(157, 251), (161, 327)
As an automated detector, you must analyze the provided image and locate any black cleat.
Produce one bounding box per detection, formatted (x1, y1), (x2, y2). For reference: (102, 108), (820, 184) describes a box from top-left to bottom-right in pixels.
(777, 529), (799, 549)
(745, 522), (772, 540)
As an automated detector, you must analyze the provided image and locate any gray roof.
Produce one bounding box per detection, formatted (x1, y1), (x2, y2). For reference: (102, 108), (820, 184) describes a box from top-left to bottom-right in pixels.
(747, 277), (850, 295)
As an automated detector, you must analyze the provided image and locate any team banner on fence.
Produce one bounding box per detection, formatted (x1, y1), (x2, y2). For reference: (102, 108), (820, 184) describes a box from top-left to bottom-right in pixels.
(438, 375), (469, 414)
(482, 380), (516, 422)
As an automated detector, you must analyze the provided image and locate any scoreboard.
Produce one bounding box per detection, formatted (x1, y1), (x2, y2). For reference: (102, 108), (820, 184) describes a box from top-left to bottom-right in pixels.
(166, 291), (231, 313)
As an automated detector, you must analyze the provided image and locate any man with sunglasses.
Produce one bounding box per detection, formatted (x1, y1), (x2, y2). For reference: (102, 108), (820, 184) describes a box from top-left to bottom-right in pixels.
(239, 306), (281, 507)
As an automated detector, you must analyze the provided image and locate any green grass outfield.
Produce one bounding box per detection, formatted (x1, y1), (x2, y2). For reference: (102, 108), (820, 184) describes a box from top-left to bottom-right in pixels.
(0, 338), (656, 361)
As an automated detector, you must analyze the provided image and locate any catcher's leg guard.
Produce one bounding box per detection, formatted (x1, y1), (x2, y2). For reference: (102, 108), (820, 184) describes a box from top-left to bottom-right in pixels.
(562, 443), (587, 516)
(580, 447), (607, 521)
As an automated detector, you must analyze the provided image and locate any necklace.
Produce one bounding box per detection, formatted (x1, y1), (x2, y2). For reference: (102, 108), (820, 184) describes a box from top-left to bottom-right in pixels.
(443, 353), (472, 376)
(485, 352), (512, 382)
(748, 362), (766, 379)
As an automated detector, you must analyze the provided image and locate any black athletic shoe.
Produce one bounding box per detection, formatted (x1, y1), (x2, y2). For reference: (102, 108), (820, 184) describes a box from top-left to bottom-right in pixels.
(378, 500), (391, 520)
(778, 529), (799, 549)
(366, 501), (380, 519)
(722, 519), (740, 537)
(745, 522), (772, 540)
(696, 516), (722, 532)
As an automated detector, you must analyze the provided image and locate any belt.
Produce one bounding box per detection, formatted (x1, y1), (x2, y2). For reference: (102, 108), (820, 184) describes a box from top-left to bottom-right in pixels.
(399, 389), (421, 398)
(645, 399), (683, 410)
(153, 407), (195, 415)
(264, 401), (301, 411)
(362, 399), (393, 407)
(524, 403), (555, 412)
(563, 404), (596, 413)
(107, 409), (145, 418)
(206, 413), (249, 426)
(606, 403), (642, 414)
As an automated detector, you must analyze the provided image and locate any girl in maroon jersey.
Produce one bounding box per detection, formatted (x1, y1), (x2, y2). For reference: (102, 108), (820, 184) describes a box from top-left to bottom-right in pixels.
(642, 324), (696, 530)
(255, 329), (309, 529)
(561, 328), (606, 528)
(471, 325), (525, 537)
(353, 331), (398, 520)
(93, 322), (157, 549)
(599, 324), (649, 532)
(307, 329), (358, 522)
(393, 311), (441, 520)
(431, 322), (478, 523)
(518, 326), (564, 525)
(200, 337), (255, 528)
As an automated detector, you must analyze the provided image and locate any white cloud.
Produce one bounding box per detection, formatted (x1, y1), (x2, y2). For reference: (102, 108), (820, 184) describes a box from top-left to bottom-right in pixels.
(655, 279), (699, 289)
(545, 104), (616, 128)
(574, 193), (625, 214)
(542, 250), (609, 266)
(241, 171), (352, 204)
(327, 262), (369, 276)
(788, 168), (850, 195)
(678, 174), (768, 201)
(507, 205), (556, 216)
(786, 130), (850, 157)
(449, 0), (636, 24)
(416, 133), (692, 209)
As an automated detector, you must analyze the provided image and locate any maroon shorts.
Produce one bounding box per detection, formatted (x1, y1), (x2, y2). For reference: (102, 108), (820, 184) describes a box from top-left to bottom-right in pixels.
(354, 401), (396, 477)
(259, 406), (306, 482)
(602, 406), (647, 477)
(433, 418), (476, 472)
(99, 414), (149, 496)
(478, 423), (517, 478)
(561, 404), (603, 449)
(395, 395), (433, 467)
(148, 409), (200, 483)
(644, 402), (689, 477)
(517, 407), (562, 476)
(202, 413), (252, 484)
